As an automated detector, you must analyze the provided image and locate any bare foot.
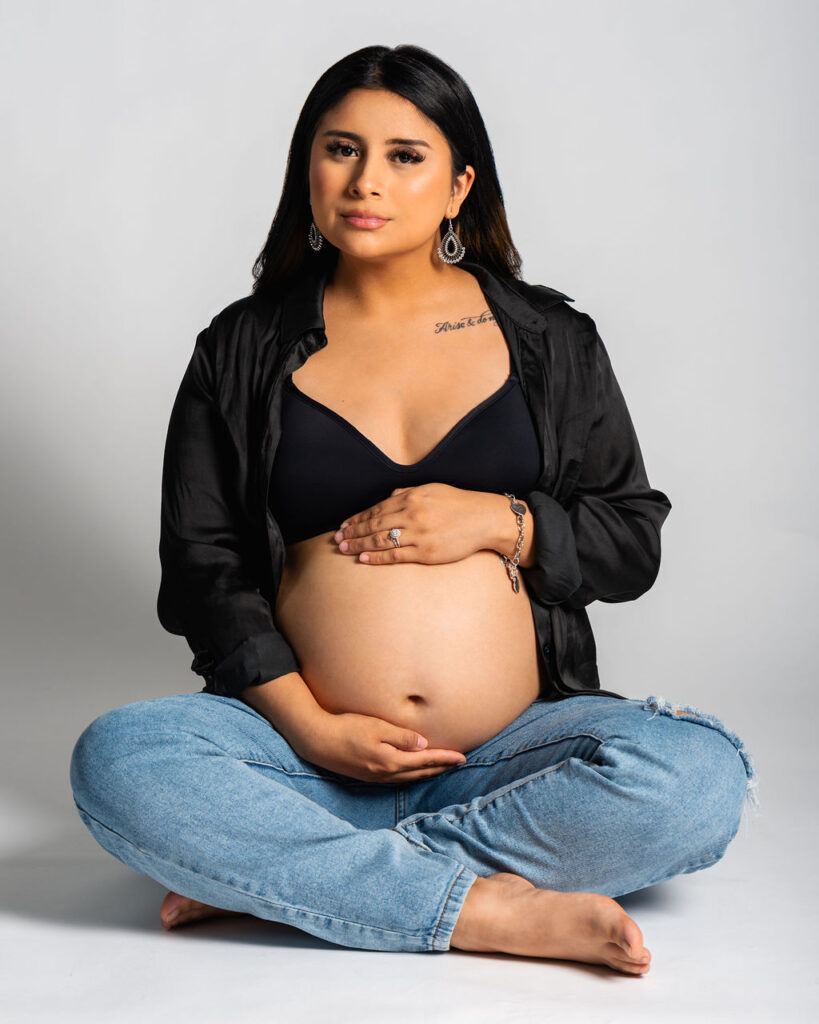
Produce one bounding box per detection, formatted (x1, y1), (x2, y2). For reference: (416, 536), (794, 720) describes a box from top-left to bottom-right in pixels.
(451, 872), (652, 976)
(160, 890), (249, 930)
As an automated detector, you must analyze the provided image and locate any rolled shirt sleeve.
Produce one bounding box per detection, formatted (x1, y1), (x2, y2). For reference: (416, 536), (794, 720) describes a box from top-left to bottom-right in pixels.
(522, 327), (672, 608)
(157, 325), (300, 698)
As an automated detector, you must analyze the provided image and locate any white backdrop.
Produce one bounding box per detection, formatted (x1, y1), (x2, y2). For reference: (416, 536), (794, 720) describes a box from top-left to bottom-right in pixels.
(1, 0), (815, 863)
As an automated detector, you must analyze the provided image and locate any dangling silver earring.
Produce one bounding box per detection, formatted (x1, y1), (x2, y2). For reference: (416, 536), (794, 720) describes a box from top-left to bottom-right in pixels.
(437, 218), (466, 264)
(308, 218), (324, 252)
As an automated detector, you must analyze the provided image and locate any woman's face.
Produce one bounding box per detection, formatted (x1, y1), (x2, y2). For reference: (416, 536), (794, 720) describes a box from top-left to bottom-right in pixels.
(308, 87), (474, 263)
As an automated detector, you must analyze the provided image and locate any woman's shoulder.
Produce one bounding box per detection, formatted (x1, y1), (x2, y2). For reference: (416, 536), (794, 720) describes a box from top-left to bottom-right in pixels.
(506, 274), (600, 346)
(508, 277), (575, 310)
(201, 290), (283, 347)
(187, 291), (292, 389)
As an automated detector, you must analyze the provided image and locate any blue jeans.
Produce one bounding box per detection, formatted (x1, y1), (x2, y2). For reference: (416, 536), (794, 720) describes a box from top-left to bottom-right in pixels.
(69, 691), (758, 952)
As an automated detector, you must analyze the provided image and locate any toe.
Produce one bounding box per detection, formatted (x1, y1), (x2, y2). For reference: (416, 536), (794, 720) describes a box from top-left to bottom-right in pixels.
(619, 919), (646, 958)
(160, 891), (201, 928)
(609, 955), (650, 975)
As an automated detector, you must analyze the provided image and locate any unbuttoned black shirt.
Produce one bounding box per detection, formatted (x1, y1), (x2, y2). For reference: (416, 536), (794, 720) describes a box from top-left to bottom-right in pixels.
(157, 259), (672, 702)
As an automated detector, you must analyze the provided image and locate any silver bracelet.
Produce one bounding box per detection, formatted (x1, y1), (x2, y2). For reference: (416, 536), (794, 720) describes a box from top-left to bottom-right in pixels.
(498, 492), (526, 594)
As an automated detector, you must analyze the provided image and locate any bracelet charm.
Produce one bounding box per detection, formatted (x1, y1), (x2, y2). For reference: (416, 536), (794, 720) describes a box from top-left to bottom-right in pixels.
(498, 492), (526, 594)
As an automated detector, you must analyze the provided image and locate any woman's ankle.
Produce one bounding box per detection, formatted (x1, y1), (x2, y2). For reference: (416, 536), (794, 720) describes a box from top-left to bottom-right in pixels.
(450, 873), (525, 951)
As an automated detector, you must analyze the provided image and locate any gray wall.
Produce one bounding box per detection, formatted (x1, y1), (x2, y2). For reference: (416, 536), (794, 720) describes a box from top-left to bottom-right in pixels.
(1, 0), (814, 857)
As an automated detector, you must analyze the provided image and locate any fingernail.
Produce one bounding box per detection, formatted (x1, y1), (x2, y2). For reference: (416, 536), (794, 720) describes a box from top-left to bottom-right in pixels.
(340, 520), (350, 529)
(334, 531), (343, 542)
(416, 736), (427, 748)
(166, 909), (179, 923)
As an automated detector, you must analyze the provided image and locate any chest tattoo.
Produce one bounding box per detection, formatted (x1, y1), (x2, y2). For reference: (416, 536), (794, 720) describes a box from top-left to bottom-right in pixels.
(433, 309), (497, 334)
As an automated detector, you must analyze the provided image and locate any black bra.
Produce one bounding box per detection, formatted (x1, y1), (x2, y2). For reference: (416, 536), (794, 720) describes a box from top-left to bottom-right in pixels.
(268, 373), (542, 546)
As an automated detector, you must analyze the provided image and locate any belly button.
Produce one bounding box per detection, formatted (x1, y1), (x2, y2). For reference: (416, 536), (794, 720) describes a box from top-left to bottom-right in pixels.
(406, 694), (425, 704)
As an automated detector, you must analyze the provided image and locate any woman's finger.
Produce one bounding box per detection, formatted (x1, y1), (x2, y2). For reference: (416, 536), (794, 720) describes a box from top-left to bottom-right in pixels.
(380, 754), (467, 776)
(381, 765), (458, 782)
(336, 514), (408, 545)
(337, 527), (409, 553)
(357, 548), (412, 564)
(334, 526), (419, 563)
(338, 489), (414, 535)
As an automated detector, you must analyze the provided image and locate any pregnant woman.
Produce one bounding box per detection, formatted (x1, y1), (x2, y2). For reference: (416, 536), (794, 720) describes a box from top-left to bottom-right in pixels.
(69, 44), (758, 975)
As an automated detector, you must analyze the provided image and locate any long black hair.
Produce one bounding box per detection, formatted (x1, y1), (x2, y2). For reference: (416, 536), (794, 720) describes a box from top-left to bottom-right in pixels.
(250, 44), (522, 295)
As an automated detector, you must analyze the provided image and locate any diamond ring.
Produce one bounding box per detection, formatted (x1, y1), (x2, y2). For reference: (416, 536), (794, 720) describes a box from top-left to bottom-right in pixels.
(388, 528), (401, 548)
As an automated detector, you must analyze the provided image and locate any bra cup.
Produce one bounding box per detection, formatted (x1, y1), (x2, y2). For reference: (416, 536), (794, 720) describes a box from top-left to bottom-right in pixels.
(270, 375), (543, 546)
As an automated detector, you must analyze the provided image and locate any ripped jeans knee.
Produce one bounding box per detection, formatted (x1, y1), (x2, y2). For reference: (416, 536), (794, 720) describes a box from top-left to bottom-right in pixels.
(642, 694), (760, 817)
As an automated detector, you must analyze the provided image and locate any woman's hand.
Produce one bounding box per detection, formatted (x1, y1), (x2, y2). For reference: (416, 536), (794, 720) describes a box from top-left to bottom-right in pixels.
(291, 707), (468, 784)
(333, 483), (505, 565)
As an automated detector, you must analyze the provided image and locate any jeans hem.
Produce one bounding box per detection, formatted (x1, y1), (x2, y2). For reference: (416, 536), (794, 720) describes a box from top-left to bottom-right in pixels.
(73, 800), (477, 953)
(429, 865), (479, 951)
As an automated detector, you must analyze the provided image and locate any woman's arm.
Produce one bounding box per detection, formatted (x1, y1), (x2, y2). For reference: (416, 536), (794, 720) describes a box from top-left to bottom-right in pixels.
(240, 672), (327, 740)
(505, 327), (672, 609)
(157, 323), (301, 699)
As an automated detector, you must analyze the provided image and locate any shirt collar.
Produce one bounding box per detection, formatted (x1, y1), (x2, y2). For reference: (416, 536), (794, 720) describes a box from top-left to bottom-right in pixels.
(278, 258), (573, 349)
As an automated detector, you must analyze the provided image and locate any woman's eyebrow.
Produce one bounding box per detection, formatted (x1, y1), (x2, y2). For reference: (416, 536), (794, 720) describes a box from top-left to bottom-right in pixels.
(321, 130), (431, 148)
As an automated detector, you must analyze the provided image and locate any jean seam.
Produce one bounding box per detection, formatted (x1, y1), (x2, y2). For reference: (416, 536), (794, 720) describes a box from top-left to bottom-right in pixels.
(458, 731), (608, 770)
(238, 757), (379, 786)
(396, 827), (436, 853)
(431, 865), (467, 949)
(73, 799), (438, 943)
(403, 756), (581, 830)
(238, 758), (331, 781)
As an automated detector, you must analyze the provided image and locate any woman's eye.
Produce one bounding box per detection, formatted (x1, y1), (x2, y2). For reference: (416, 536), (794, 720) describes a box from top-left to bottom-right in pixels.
(392, 148), (424, 164)
(325, 141), (423, 165)
(326, 141), (357, 157)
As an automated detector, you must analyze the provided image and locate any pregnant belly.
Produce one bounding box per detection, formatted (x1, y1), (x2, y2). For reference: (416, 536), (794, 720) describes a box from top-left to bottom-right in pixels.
(273, 531), (544, 755)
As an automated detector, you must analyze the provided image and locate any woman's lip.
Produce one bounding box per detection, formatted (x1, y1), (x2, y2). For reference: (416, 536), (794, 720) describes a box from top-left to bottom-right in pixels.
(342, 215), (389, 228)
